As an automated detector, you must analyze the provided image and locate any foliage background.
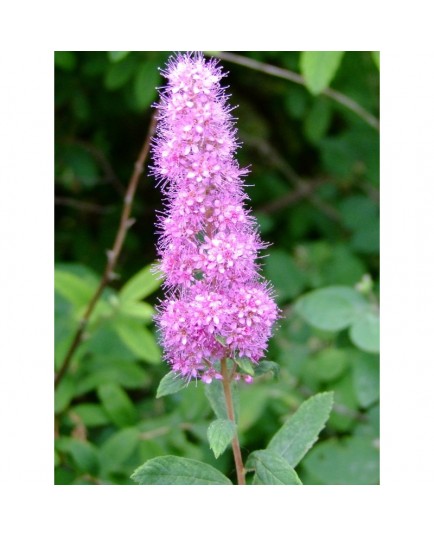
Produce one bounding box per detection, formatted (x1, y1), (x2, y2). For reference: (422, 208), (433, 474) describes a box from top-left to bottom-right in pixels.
(54, 51), (379, 485)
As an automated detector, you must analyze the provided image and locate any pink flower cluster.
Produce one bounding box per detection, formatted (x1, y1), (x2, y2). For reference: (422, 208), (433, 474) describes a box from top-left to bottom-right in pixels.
(152, 53), (278, 383)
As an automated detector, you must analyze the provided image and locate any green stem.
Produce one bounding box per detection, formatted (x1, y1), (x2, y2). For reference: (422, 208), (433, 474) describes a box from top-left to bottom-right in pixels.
(221, 358), (246, 485)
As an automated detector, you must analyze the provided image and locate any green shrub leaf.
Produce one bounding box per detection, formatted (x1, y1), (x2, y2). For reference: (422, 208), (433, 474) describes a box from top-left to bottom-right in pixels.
(207, 419), (236, 458)
(350, 312), (380, 353)
(352, 353), (380, 408)
(300, 51), (345, 95)
(248, 450), (303, 485)
(97, 383), (138, 428)
(253, 360), (280, 378)
(156, 371), (188, 398)
(56, 437), (99, 475)
(294, 286), (367, 331)
(267, 392), (334, 467)
(302, 436), (379, 484)
(114, 319), (161, 364)
(100, 428), (140, 474)
(131, 456), (232, 485)
(119, 264), (161, 303)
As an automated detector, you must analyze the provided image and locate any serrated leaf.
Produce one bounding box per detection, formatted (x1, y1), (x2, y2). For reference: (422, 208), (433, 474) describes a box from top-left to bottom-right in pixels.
(207, 419), (236, 458)
(300, 51), (345, 95)
(97, 383), (138, 428)
(156, 371), (188, 398)
(119, 264), (161, 303)
(131, 456), (232, 485)
(350, 312), (380, 353)
(248, 450), (303, 485)
(114, 319), (161, 364)
(295, 286), (367, 332)
(268, 392), (334, 467)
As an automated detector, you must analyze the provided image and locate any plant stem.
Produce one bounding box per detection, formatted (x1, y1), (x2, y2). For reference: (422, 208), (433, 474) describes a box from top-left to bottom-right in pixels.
(55, 111), (158, 389)
(221, 358), (246, 485)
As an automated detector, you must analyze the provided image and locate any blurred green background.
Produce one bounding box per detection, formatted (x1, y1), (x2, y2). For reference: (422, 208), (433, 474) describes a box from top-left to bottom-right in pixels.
(54, 51), (379, 485)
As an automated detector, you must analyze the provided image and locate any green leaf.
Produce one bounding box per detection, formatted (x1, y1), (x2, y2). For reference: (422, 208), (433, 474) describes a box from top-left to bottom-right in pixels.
(205, 380), (239, 422)
(300, 51), (345, 95)
(118, 301), (154, 322)
(114, 319), (161, 364)
(311, 348), (348, 382)
(71, 404), (110, 427)
(327, 374), (359, 432)
(235, 357), (255, 376)
(156, 371), (188, 398)
(371, 51), (380, 70)
(97, 383), (138, 428)
(60, 145), (100, 188)
(207, 419), (236, 458)
(248, 450), (303, 485)
(134, 60), (161, 110)
(131, 456), (232, 485)
(100, 427), (140, 473)
(54, 270), (96, 309)
(264, 249), (306, 302)
(304, 98), (332, 143)
(350, 312), (380, 353)
(55, 375), (75, 414)
(294, 286), (367, 332)
(352, 353), (379, 408)
(214, 334), (228, 347)
(302, 436), (379, 484)
(75, 360), (150, 395)
(267, 392), (334, 467)
(254, 360), (280, 378)
(56, 437), (99, 475)
(108, 51), (130, 63)
(104, 55), (137, 90)
(119, 264), (161, 303)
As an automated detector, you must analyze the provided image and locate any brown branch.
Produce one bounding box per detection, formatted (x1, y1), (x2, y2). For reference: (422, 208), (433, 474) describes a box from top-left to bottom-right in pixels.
(55, 196), (115, 214)
(55, 111), (158, 389)
(213, 52), (379, 131)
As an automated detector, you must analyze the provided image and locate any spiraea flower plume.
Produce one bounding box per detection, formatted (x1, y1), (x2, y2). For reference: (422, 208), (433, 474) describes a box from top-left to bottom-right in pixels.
(152, 52), (278, 383)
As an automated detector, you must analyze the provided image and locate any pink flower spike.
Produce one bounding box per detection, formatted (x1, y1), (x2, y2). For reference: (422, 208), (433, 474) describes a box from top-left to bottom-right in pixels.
(152, 52), (279, 383)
